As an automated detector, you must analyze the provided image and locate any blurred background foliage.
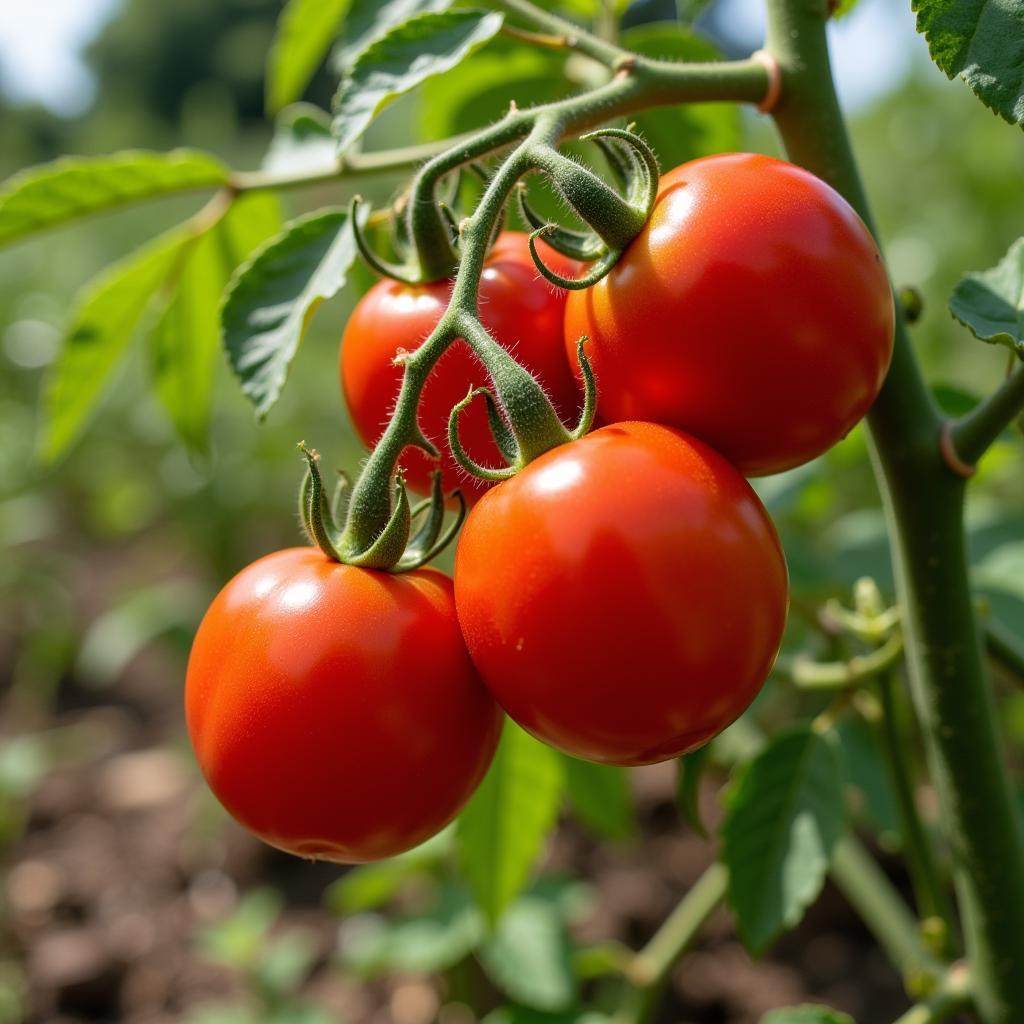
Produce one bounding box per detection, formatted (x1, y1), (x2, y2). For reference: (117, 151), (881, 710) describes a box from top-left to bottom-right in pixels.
(1, 0), (1022, 1021)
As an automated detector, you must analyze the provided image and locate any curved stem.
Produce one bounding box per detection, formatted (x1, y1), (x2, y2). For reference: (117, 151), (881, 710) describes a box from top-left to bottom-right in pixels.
(613, 863), (728, 1024)
(876, 671), (957, 951)
(764, 1), (1024, 1019)
(951, 359), (1024, 466)
(785, 631), (904, 689)
(892, 964), (972, 1024)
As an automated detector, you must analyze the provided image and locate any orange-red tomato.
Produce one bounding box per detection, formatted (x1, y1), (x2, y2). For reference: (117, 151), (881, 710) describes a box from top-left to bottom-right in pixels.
(454, 422), (788, 766)
(564, 153), (895, 476)
(185, 548), (501, 863)
(341, 232), (580, 503)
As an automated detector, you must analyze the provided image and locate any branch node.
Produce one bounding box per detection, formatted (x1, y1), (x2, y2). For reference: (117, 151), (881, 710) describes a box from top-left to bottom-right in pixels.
(751, 49), (783, 113)
(939, 421), (977, 479)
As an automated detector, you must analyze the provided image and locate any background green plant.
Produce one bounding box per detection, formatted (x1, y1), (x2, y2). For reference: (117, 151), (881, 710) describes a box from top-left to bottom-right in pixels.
(1, 1), (1023, 1022)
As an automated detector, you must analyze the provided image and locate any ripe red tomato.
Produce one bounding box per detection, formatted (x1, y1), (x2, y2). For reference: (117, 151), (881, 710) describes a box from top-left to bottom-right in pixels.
(342, 232), (580, 503)
(454, 421), (788, 766)
(185, 548), (501, 862)
(564, 153), (895, 477)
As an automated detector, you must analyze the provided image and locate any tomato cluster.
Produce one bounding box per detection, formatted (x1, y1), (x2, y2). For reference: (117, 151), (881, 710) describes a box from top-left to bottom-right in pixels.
(186, 154), (894, 861)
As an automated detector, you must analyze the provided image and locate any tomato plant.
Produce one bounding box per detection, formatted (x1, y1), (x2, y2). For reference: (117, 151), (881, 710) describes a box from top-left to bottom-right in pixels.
(341, 231), (580, 501)
(454, 421), (788, 765)
(565, 153), (896, 476)
(185, 547), (501, 863)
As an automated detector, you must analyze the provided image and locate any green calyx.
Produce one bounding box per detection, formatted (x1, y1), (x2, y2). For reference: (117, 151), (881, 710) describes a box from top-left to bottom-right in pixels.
(297, 443), (464, 572)
(519, 126), (659, 289)
(447, 334), (598, 483)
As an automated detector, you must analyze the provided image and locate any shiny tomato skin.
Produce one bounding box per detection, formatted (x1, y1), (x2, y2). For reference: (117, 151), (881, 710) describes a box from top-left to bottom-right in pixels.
(454, 422), (788, 766)
(342, 232), (580, 503)
(185, 548), (501, 863)
(564, 153), (895, 477)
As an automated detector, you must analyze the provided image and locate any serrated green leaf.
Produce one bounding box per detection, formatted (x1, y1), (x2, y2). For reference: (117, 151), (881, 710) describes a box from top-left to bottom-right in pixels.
(618, 24), (741, 169)
(949, 236), (1024, 353)
(40, 228), (193, 463)
(0, 150), (227, 248)
(266, 0), (352, 113)
(479, 896), (576, 1011)
(676, 744), (711, 837)
(221, 205), (364, 418)
(912, 0), (1024, 127)
(332, 0), (456, 74)
(562, 755), (633, 840)
(760, 1007), (854, 1024)
(457, 722), (564, 925)
(418, 37), (571, 141)
(331, 10), (505, 155)
(264, 104), (338, 176)
(149, 194), (281, 452)
(722, 727), (846, 954)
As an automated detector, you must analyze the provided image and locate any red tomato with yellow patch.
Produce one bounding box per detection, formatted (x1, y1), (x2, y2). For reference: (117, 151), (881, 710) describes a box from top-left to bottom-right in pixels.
(186, 548), (501, 863)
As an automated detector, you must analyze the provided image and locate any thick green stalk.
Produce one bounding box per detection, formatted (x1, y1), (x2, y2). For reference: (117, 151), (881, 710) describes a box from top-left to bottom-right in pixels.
(764, 2), (1024, 1020)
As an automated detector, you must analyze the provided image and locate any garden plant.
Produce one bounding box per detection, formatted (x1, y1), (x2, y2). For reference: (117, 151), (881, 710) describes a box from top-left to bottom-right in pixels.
(3, 0), (1024, 1022)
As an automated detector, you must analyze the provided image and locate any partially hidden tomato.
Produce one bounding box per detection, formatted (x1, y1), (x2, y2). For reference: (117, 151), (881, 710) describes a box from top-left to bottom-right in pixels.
(454, 421), (788, 767)
(186, 548), (501, 862)
(564, 153), (895, 477)
(342, 232), (581, 503)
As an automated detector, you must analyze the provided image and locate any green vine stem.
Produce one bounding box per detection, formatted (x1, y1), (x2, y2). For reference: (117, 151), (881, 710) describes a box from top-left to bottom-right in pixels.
(875, 671), (957, 954)
(613, 863), (729, 1024)
(891, 963), (972, 1024)
(763, 1), (1024, 1019)
(951, 358), (1024, 466)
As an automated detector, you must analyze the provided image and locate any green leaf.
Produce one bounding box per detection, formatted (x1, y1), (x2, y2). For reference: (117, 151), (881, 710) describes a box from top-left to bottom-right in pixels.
(332, 0), (456, 74)
(457, 722), (564, 925)
(676, 0), (714, 22)
(221, 205), (364, 418)
(830, 0), (861, 18)
(949, 236), (1024, 353)
(149, 194), (281, 451)
(339, 882), (484, 975)
(562, 755), (633, 840)
(265, 0), (352, 113)
(722, 727), (846, 954)
(483, 1009), (608, 1024)
(0, 150), (227, 248)
(331, 10), (505, 155)
(912, 0), (1024, 127)
(676, 744), (711, 837)
(479, 896), (576, 1011)
(200, 889), (282, 968)
(40, 227), (193, 463)
(264, 104), (338, 176)
(833, 716), (902, 846)
(618, 24), (741, 169)
(418, 37), (571, 141)
(760, 1007), (854, 1024)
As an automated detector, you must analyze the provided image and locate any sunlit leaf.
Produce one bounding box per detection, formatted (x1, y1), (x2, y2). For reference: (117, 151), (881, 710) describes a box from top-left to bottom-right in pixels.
(332, 0), (455, 73)
(760, 1007), (855, 1024)
(949, 236), (1024, 353)
(40, 227), (193, 463)
(0, 150), (227, 247)
(221, 205), (364, 418)
(331, 10), (505, 155)
(722, 727), (846, 954)
(264, 104), (338, 176)
(457, 722), (564, 925)
(912, 0), (1024, 128)
(266, 0), (352, 113)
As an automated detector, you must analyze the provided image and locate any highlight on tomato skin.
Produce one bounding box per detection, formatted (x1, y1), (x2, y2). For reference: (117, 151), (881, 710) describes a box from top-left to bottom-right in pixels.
(453, 421), (789, 767)
(185, 547), (502, 864)
(564, 152), (896, 478)
(340, 231), (582, 504)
